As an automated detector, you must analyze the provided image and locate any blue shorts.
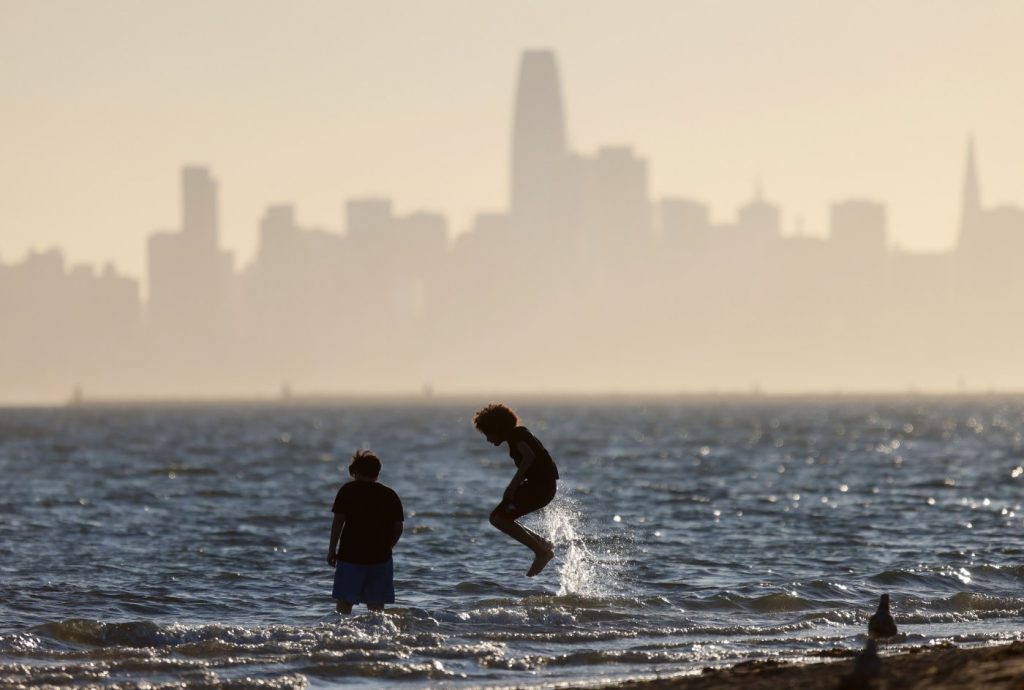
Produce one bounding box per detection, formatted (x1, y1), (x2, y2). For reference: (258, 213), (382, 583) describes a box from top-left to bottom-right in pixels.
(332, 559), (395, 605)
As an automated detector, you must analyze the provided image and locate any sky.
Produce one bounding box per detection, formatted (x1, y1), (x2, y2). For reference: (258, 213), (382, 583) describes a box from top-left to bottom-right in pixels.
(3, 0), (1024, 279)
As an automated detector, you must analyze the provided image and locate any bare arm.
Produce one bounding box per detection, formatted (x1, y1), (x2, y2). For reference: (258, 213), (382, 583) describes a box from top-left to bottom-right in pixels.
(392, 521), (403, 547)
(328, 513), (345, 566)
(503, 441), (535, 503)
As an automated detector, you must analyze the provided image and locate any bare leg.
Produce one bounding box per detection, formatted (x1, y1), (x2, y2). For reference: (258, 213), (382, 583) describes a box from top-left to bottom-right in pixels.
(336, 600), (353, 614)
(526, 548), (555, 577)
(490, 510), (555, 576)
(366, 603), (385, 612)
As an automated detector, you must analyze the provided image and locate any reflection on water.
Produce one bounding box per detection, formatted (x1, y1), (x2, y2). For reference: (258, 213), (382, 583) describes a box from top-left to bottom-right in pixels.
(2, 399), (1024, 688)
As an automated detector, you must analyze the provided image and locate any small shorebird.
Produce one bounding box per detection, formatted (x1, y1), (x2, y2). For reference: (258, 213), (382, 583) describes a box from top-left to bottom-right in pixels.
(868, 593), (898, 639)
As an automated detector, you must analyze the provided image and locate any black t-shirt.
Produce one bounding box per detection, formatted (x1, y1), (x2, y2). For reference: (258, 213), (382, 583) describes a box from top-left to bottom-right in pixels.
(332, 480), (404, 564)
(508, 426), (559, 484)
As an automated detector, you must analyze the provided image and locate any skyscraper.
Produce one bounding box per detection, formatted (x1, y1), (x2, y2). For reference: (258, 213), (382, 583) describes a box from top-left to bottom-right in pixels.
(182, 167), (218, 251)
(958, 136), (982, 249)
(577, 146), (652, 262)
(510, 50), (570, 231)
(147, 167), (234, 348)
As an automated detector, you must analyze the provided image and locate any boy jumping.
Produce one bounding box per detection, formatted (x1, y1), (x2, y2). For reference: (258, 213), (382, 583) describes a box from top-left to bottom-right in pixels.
(473, 403), (559, 576)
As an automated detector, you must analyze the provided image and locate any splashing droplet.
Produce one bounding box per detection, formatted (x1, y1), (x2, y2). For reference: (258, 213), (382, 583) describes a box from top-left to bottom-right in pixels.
(532, 493), (630, 598)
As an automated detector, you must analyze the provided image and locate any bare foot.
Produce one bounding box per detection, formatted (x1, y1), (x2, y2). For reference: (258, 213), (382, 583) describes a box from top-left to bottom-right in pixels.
(527, 546), (555, 577)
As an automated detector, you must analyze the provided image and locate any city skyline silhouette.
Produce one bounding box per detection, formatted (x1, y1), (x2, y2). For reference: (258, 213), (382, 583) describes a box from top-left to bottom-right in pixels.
(4, 40), (1024, 402)
(7, 2), (1024, 274)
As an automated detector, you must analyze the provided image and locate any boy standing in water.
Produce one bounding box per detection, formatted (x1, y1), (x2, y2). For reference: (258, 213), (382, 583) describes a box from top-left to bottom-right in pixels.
(327, 450), (404, 613)
(473, 403), (559, 576)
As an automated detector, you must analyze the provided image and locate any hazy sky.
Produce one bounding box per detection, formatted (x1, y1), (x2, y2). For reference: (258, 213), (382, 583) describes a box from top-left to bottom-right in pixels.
(3, 0), (1024, 278)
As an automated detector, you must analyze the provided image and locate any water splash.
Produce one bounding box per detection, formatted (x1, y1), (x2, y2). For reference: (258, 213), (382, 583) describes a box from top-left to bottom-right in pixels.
(532, 492), (630, 597)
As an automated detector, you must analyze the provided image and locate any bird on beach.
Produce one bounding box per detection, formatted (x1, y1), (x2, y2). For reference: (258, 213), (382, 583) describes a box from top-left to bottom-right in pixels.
(868, 593), (898, 639)
(837, 639), (882, 690)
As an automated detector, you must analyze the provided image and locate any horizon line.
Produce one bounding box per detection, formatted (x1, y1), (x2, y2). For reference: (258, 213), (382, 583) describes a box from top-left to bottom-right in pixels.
(3, 388), (1023, 410)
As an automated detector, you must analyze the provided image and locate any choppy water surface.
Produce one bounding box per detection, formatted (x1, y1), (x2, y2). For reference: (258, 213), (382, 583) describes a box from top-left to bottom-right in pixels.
(3, 399), (1024, 688)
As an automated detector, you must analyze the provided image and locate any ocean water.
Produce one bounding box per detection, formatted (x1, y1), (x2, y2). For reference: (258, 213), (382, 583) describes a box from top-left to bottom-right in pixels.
(3, 399), (1024, 689)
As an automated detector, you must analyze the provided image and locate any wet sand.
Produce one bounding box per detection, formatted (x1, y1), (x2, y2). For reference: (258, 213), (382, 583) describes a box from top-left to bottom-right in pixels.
(614, 641), (1024, 690)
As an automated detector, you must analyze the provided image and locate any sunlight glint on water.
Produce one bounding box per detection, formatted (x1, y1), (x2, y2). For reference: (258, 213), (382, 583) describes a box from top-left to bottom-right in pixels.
(4, 401), (1024, 689)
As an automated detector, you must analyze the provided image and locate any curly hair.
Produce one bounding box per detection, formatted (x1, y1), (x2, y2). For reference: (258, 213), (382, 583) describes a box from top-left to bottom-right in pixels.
(349, 449), (382, 478)
(473, 403), (519, 437)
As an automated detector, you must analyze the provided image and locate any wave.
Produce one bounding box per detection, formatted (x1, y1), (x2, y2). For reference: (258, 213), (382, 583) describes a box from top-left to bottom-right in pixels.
(871, 568), (973, 589)
(29, 617), (421, 654)
(4, 598), (1024, 690)
(689, 590), (821, 613)
(294, 658), (462, 681)
(936, 592), (1024, 615)
(3, 613), (610, 687)
(0, 662), (310, 690)
(747, 592), (818, 613)
(966, 564), (1024, 583)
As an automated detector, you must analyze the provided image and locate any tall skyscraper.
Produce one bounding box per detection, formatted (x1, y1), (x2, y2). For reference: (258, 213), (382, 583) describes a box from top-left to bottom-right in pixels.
(958, 136), (982, 249)
(147, 167), (234, 347)
(510, 50), (570, 230)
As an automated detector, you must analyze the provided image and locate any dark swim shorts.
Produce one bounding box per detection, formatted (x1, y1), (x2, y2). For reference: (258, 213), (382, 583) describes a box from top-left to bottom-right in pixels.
(495, 480), (557, 519)
(332, 558), (395, 604)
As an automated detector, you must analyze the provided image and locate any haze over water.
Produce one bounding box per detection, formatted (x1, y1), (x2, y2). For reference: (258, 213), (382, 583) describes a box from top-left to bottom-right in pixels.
(3, 399), (1024, 688)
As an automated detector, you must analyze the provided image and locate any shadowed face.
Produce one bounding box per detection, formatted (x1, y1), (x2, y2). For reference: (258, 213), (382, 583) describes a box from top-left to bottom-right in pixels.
(484, 430), (505, 446)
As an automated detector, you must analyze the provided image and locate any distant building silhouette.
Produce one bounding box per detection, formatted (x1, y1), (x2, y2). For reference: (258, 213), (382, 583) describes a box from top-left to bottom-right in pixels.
(958, 136), (983, 251)
(576, 146), (652, 264)
(241, 203), (345, 384)
(0, 247), (139, 400)
(182, 166), (218, 251)
(660, 197), (711, 248)
(736, 186), (781, 242)
(346, 198), (394, 239)
(9, 51), (1024, 401)
(830, 199), (886, 262)
(147, 167), (234, 359)
(510, 50), (572, 235)
(955, 136), (1024, 264)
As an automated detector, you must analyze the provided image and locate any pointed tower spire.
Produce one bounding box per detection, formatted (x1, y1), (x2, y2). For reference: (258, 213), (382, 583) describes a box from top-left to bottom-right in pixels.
(958, 134), (982, 248)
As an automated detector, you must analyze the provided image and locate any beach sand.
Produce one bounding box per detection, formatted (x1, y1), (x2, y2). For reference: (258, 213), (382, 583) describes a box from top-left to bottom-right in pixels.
(615, 641), (1024, 690)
